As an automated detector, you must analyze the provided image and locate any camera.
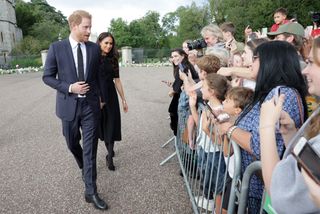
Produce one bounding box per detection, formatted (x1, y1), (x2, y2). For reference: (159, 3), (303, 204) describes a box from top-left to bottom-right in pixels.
(187, 38), (207, 50)
(311, 12), (320, 25)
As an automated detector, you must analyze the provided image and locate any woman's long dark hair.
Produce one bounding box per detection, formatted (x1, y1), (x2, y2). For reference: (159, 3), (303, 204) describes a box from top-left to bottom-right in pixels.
(171, 48), (198, 79)
(237, 40), (308, 123)
(96, 32), (119, 72)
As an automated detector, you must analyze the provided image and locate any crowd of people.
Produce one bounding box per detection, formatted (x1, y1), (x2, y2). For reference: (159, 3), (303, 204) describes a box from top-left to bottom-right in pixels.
(165, 7), (320, 214)
(40, 6), (320, 213)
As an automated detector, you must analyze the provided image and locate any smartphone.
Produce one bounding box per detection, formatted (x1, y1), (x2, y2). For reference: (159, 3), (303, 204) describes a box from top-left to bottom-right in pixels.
(203, 101), (230, 123)
(274, 86), (282, 130)
(178, 63), (186, 74)
(292, 137), (320, 185)
(261, 27), (268, 37)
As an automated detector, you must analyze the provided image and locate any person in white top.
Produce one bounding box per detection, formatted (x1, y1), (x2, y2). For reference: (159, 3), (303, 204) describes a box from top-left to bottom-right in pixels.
(189, 72), (229, 212)
(217, 87), (253, 213)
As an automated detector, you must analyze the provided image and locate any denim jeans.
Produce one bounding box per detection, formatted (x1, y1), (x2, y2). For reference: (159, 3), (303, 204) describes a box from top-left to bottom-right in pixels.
(197, 147), (226, 199)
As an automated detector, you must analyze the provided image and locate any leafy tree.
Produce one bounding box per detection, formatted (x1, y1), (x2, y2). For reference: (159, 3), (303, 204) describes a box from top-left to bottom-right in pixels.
(162, 3), (210, 48)
(12, 36), (42, 55)
(14, 0), (69, 54)
(15, 0), (37, 36)
(108, 18), (131, 47)
(209, 0), (320, 42)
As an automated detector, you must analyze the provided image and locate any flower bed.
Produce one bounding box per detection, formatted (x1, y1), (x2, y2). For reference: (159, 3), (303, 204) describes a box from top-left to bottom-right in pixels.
(0, 66), (43, 75)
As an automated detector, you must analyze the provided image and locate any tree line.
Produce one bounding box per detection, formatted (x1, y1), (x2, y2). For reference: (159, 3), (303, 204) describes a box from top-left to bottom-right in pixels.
(14, 0), (319, 55)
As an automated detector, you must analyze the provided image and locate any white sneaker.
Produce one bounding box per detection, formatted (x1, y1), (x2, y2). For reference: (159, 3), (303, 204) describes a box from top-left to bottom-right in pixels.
(194, 196), (214, 211)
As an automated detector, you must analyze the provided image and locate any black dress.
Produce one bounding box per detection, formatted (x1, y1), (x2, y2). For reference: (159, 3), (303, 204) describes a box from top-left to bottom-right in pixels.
(99, 56), (121, 143)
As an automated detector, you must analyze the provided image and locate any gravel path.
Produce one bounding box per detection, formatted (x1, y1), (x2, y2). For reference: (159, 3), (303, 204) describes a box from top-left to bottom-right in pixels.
(0, 67), (193, 214)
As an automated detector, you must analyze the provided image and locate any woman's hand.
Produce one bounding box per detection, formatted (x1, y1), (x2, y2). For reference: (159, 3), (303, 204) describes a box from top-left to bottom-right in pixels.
(260, 94), (284, 130)
(179, 70), (188, 81)
(168, 90), (175, 97)
(122, 100), (128, 113)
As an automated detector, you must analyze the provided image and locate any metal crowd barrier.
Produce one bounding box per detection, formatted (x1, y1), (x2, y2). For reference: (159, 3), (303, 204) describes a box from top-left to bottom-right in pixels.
(173, 101), (244, 214)
(162, 94), (274, 213)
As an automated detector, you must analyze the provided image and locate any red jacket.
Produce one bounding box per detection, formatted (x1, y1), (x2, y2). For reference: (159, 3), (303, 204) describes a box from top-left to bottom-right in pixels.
(270, 19), (290, 32)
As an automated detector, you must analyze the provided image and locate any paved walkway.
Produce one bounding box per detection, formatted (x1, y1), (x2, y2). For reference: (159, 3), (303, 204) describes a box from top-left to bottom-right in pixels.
(0, 67), (193, 214)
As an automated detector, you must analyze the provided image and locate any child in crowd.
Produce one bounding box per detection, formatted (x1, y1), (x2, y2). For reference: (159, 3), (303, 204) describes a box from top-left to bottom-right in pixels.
(180, 55), (221, 149)
(230, 51), (243, 67)
(220, 22), (245, 56)
(189, 73), (229, 212)
(270, 7), (290, 32)
(218, 87), (253, 214)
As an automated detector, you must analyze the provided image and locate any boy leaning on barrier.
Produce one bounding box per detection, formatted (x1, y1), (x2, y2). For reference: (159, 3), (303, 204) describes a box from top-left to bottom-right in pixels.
(216, 87), (253, 214)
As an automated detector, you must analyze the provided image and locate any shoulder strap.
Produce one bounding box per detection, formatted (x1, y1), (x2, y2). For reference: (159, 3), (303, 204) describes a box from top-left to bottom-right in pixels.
(293, 89), (305, 125)
(283, 106), (320, 158)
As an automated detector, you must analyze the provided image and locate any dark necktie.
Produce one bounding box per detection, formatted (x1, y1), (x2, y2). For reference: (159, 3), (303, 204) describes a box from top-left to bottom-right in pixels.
(77, 43), (85, 81)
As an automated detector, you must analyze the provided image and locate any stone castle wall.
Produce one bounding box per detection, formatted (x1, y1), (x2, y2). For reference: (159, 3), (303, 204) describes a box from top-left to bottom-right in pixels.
(0, 0), (23, 65)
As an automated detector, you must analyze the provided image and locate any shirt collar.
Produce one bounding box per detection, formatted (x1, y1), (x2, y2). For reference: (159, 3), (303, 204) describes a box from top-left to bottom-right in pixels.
(69, 36), (85, 49)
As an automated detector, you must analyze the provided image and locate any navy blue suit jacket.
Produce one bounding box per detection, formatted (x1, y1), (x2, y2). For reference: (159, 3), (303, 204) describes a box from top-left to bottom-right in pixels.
(43, 39), (102, 121)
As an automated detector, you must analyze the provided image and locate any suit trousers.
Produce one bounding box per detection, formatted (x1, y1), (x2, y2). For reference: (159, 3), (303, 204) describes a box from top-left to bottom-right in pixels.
(62, 98), (98, 195)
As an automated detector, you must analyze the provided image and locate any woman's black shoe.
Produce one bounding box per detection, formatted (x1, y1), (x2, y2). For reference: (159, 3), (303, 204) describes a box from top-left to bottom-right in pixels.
(106, 155), (115, 171)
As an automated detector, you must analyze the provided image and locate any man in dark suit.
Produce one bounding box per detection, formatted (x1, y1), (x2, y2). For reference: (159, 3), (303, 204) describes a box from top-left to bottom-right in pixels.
(42, 10), (108, 210)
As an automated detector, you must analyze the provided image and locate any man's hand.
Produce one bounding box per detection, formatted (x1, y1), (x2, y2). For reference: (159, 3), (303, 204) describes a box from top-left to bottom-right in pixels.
(71, 81), (90, 94)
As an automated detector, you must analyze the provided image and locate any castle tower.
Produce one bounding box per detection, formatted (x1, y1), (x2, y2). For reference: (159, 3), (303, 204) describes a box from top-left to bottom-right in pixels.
(0, 0), (23, 65)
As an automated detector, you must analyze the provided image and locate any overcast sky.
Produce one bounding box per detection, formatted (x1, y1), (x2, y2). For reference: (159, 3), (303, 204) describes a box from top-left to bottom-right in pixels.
(36, 0), (206, 35)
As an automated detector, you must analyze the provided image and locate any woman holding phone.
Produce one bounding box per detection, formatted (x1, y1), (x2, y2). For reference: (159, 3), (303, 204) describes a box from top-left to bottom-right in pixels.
(259, 37), (320, 213)
(168, 48), (198, 136)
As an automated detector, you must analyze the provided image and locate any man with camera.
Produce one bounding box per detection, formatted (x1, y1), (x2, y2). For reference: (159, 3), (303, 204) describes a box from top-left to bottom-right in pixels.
(186, 23), (225, 52)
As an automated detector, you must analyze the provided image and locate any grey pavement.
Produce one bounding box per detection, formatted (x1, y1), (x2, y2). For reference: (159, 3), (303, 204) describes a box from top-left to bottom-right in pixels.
(0, 67), (193, 214)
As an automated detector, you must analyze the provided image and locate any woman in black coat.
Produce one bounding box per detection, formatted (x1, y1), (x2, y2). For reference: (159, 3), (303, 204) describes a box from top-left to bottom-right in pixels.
(97, 32), (128, 171)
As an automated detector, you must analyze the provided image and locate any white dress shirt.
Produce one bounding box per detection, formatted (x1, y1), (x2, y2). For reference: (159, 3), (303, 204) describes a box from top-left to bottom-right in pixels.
(69, 36), (87, 78)
(68, 36), (87, 95)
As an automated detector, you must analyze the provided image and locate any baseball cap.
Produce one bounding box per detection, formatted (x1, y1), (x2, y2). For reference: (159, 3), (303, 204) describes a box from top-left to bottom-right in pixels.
(267, 22), (305, 37)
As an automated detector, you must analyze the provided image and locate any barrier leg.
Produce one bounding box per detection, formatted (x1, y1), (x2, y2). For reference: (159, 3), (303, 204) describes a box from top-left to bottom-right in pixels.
(161, 136), (175, 148)
(160, 151), (177, 166)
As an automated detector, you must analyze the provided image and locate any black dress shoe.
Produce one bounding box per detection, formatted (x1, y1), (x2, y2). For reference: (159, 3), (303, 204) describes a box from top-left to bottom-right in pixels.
(106, 155), (115, 171)
(85, 193), (108, 210)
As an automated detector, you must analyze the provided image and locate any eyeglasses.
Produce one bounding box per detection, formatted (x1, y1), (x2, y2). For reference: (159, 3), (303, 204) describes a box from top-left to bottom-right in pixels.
(252, 55), (259, 62)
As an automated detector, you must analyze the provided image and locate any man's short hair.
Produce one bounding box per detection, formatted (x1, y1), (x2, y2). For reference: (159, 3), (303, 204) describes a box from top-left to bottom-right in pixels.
(220, 22), (236, 35)
(274, 7), (288, 16)
(68, 10), (91, 29)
